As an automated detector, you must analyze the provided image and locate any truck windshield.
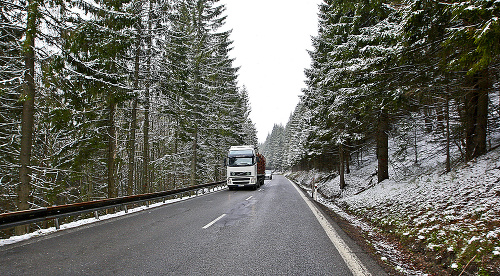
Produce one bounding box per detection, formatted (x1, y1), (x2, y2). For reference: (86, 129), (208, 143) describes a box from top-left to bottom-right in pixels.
(228, 157), (255, 167)
(229, 150), (253, 156)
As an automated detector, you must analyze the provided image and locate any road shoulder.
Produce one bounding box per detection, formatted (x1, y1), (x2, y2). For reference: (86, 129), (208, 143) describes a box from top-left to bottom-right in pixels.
(287, 177), (391, 276)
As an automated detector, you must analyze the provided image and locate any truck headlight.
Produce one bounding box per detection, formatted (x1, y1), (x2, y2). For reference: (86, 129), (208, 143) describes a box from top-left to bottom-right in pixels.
(227, 178), (232, 185)
(250, 177), (256, 184)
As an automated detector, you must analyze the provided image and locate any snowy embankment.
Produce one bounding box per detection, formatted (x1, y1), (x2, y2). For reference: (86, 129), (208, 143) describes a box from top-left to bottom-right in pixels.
(287, 134), (500, 275)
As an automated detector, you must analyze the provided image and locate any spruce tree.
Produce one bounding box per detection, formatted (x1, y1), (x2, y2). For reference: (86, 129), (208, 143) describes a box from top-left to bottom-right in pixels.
(304, 0), (403, 183)
(444, 0), (499, 160)
(0, 0), (24, 213)
(403, 0), (499, 162)
(51, 0), (135, 198)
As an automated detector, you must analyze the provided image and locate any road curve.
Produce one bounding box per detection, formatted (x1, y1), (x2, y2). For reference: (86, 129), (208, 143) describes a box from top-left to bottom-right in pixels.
(0, 175), (386, 275)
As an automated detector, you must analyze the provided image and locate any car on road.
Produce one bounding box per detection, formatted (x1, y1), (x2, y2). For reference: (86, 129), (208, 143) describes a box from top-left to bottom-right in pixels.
(265, 170), (273, 180)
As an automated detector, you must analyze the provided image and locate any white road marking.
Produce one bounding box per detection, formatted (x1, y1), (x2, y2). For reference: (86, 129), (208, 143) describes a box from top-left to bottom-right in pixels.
(290, 180), (372, 276)
(245, 196), (253, 201)
(202, 214), (226, 229)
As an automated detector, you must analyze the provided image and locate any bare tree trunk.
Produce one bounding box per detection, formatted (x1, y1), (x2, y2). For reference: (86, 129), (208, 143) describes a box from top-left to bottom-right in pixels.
(423, 105), (433, 132)
(128, 98), (138, 195)
(339, 144), (345, 189)
(414, 125), (418, 164)
(445, 92), (451, 173)
(142, 1), (153, 194)
(173, 118), (179, 189)
(143, 87), (150, 193)
(190, 124), (198, 186)
(464, 70), (489, 161)
(107, 100), (117, 199)
(345, 140), (350, 174)
(475, 70), (489, 157)
(377, 108), (389, 183)
(127, 30), (141, 195)
(17, 0), (38, 235)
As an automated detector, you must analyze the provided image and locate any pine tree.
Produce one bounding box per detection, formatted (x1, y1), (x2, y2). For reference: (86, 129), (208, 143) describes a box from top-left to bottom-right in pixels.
(261, 124), (285, 171)
(0, 0), (262, 218)
(49, 0), (136, 199)
(401, 0), (456, 169)
(282, 101), (309, 170)
(14, 0), (40, 234)
(0, 0), (24, 213)
(444, 0), (499, 160)
(402, 0), (499, 163)
(303, 0), (403, 184)
(160, 0), (245, 185)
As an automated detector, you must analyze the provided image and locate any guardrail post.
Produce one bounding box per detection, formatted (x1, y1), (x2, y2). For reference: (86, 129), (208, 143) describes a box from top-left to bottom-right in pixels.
(55, 218), (60, 230)
(124, 205), (128, 213)
(94, 211), (99, 220)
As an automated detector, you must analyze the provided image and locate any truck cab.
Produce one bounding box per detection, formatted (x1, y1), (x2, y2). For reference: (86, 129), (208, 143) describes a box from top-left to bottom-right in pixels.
(226, 146), (265, 190)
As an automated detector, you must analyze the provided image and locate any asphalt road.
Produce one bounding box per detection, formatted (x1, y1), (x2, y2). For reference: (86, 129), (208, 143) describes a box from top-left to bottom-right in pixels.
(0, 175), (387, 275)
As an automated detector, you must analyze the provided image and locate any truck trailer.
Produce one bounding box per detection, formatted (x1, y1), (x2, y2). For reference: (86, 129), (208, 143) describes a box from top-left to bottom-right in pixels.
(225, 145), (266, 190)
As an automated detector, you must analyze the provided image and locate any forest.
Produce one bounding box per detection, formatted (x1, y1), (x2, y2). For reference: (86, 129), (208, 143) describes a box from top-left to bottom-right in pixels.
(261, 0), (499, 189)
(2, 0), (500, 237)
(0, 0), (257, 231)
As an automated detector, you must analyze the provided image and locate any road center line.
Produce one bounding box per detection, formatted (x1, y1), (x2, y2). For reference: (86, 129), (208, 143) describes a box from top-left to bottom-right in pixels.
(290, 179), (372, 276)
(202, 214), (226, 229)
(245, 196), (253, 201)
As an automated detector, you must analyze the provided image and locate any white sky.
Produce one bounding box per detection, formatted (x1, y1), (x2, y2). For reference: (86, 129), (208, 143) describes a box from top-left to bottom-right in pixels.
(220, 0), (322, 143)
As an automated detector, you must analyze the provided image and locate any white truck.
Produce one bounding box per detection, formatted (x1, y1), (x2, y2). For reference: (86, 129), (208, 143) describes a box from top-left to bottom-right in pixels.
(225, 145), (266, 190)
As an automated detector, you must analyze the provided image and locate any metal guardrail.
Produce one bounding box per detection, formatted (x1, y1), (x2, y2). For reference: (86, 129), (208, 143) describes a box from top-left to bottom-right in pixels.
(0, 181), (226, 231)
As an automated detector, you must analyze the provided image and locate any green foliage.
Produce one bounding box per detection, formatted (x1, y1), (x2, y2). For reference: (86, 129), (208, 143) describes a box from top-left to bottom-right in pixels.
(444, 0), (500, 75)
(275, 0), (499, 178)
(296, 0), (404, 173)
(0, 0), (254, 212)
(261, 124), (286, 171)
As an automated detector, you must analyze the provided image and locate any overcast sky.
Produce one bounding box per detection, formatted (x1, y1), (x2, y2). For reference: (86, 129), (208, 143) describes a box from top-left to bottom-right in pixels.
(220, 0), (322, 143)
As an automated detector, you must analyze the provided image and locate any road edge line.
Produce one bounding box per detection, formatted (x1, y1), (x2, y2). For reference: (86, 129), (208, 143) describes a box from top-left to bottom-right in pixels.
(289, 179), (372, 276)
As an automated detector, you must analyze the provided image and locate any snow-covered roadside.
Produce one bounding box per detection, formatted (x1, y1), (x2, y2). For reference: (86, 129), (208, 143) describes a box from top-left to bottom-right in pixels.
(0, 187), (226, 247)
(287, 136), (500, 275)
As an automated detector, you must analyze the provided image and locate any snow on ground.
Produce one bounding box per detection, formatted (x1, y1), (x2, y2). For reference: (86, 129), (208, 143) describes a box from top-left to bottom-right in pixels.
(287, 131), (500, 275)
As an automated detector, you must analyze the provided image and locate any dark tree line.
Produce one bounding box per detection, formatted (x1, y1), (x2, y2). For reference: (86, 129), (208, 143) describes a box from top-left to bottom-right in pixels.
(0, 0), (256, 234)
(262, 0), (499, 188)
